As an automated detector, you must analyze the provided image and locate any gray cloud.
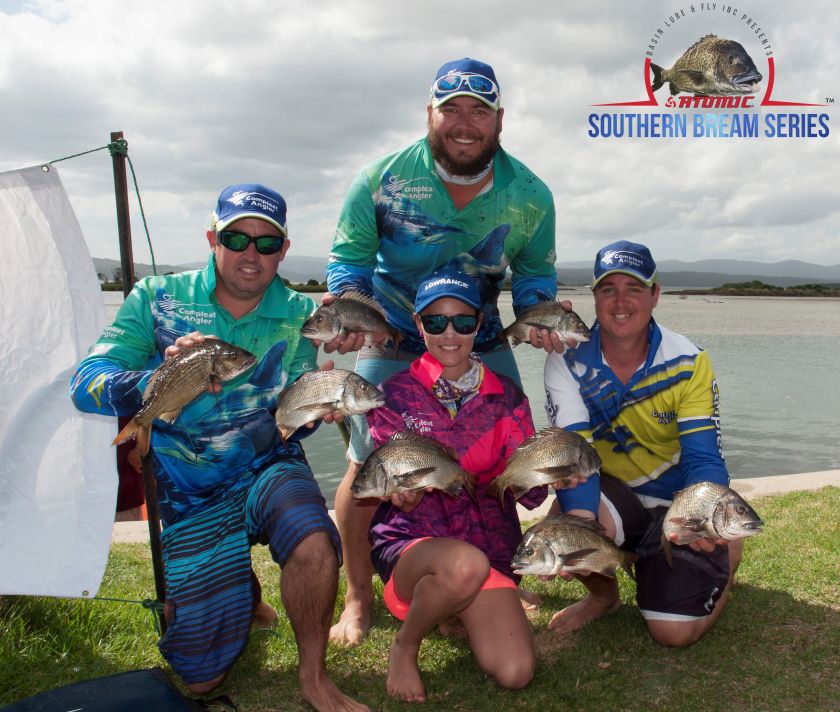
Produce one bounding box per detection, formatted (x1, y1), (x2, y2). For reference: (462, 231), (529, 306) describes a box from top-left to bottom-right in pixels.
(0, 0), (838, 268)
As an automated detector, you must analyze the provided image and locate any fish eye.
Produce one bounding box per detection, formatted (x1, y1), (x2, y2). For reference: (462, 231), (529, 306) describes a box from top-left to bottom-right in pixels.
(735, 505), (747, 515)
(524, 546), (534, 556)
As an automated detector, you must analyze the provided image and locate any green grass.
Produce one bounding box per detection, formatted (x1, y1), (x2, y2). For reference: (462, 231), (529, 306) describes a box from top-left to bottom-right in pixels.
(2, 488), (838, 711)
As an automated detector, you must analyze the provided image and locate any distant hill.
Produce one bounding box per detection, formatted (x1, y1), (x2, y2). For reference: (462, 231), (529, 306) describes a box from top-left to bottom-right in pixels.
(93, 256), (840, 289)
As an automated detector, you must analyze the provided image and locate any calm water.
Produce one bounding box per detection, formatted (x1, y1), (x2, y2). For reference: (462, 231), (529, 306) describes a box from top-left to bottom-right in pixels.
(103, 289), (840, 507)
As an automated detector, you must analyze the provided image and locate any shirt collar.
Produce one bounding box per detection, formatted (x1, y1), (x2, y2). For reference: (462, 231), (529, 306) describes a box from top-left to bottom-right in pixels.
(421, 138), (514, 191)
(410, 351), (504, 395)
(570, 318), (661, 371)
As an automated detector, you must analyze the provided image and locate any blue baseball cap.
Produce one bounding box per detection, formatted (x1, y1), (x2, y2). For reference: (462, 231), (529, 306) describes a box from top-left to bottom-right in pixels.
(212, 183), (287, 235)
(430, 58), (501, 111)
(592, 240), (658, 288)
(415, 270), (482, 313)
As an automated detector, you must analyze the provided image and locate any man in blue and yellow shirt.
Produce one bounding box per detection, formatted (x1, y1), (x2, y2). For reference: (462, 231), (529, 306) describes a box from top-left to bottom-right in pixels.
(71, 184), (368, 711)
(545, 240), (740, 648)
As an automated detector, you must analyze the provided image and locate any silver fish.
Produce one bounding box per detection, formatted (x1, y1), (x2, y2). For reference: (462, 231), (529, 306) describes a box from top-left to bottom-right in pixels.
(651, 34), (762, 96)
(512, 515), (634, 579)
(351, 431), (476, 500)
(275, 368), (385, 441)
(113, 338), (256, 456)
(487, 428), (601, 505)
(500, 303), (591, 347)
(301, 292), (402, 350)
(662, 481), (763, 565)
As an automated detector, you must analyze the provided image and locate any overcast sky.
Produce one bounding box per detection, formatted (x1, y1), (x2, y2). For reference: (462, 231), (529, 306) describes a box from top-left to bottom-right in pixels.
(1, 0), (838, 269)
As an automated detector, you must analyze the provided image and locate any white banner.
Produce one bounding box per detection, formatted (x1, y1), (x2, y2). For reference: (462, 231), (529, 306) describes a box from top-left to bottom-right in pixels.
(0, 164), (117, 598)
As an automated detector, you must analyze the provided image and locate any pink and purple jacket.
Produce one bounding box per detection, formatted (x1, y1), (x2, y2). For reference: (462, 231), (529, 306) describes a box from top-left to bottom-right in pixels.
(367, 352), (546, 584)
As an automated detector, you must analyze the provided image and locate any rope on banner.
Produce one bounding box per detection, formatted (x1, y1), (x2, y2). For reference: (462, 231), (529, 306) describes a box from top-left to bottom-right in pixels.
(47, 140), (158, 275)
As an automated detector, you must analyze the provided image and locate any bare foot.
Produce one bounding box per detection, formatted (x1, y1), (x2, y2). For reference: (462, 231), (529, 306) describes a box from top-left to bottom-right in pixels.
(299, 671), (370, 712)
(187, 673), (226, 695)
(437, 616), (467, 639)
(329, 597), (371, 646)
(387, 639), (425, 702)
(252, 599), (278, 629)
(548, 594), (620, 634)
(519, 587), (542, 611)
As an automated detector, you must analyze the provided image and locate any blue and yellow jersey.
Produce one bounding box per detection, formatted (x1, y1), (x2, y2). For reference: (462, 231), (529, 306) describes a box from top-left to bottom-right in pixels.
(70, 255), (317, 521)
(544, 319), (728, 515)
(326, 138), (557, 353)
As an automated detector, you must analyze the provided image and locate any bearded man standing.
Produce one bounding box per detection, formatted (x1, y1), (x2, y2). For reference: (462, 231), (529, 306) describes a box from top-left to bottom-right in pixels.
(319, 58), (563, 645)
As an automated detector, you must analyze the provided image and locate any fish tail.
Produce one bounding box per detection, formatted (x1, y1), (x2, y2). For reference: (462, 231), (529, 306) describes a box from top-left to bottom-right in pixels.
(622, 552), (638, 581)
(462, 472), (477, 503)
(661, 535), (674, 568)
(113, 419), (152, 457)
(485, 479), (507, 509)
(390, 329), (403, 360)
(650, 63), (664, 92)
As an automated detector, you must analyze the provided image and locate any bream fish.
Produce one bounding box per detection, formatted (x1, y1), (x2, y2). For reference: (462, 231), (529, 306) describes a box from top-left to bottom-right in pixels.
(351, 431), (476, 500)
(487, 428), (601, 505)
(662, 481), (763, 565)
(500, 303), (591, 347)
(651, 34), (762, 96)
(512, 515), (634, 579)
(275, 368), (385, 442)
(113, 338), (256, 456)
(301, 292), (402, 351)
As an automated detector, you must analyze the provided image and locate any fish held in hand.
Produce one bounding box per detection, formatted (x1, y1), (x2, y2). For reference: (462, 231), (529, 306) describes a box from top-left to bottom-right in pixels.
(301, 292), (402, 351)
(275, 368), (385, 441)
(662, 481), (763, 566)
(487, 428), (601, 505)
(113, 338), (256, 456)
(512, 515), (634, 579)
(500, 302), (591, 347)
(351, 431), (475, 500)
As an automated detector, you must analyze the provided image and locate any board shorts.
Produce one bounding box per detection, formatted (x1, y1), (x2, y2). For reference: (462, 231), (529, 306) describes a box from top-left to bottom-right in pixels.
(157, 457), (341, 684)
(600, 474), (730, 622)
(346, 343), (521, 464)
(381, 537), (517, 621)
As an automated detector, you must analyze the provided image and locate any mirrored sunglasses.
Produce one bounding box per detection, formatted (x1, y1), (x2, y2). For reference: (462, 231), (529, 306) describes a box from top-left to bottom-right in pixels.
(420, 313), (479, 336)
(218, 230), (285, 255)
(434, 72), (497, 95)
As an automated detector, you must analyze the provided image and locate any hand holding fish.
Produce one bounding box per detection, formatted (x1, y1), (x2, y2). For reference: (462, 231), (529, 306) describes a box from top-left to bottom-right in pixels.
(525, 299), (577, 353)
(666, 533), (729, 554)
(307, 360), (344, 428)
(386, 488), (435, 513)
(164, 331), (222, 394)
(308, 293), (393, 355)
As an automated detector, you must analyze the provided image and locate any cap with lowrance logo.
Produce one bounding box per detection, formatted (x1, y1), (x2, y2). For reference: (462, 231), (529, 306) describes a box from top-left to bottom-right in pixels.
(415, 270), (482, 313)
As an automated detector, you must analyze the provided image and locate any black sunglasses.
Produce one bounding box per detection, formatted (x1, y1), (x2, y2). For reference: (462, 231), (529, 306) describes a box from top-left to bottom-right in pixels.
(218, 230), (285, 255)
(420, 313), (479, 336)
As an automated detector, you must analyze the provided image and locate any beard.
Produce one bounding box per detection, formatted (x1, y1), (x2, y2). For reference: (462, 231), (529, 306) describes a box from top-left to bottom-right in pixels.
(428, 123), (502, 178)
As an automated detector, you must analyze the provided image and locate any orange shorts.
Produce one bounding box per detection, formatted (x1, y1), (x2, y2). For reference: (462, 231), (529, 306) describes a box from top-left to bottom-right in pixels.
(382, 537), (517, 621)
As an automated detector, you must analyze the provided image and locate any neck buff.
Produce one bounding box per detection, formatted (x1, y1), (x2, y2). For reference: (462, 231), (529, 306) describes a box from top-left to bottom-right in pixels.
(431, 353), (484, 419)
(434, 159), (492, 186)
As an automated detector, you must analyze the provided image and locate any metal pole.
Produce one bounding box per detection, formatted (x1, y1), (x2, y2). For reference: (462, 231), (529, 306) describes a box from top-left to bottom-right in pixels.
(110, 131), (167, 634)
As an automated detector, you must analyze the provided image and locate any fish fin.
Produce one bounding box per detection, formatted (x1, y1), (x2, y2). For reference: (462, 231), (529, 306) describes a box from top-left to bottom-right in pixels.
(650, 63), (664, 92)
(676, 69), (705, 90)
(392, 467), (438, 490)
(668, 516), (707, 532)
(561, 548), (599, 568)
(622, 552), (638, 581)
(157, 409), (181, 424)
(277, 424), (293, 444)
(341, 291), (386, 317)
(661, 535), (674, 568)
